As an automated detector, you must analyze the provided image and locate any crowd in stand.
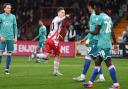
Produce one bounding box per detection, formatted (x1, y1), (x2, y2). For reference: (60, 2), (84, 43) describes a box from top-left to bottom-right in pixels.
(0, 0), (127, 42)
(118, 26), (128, 43)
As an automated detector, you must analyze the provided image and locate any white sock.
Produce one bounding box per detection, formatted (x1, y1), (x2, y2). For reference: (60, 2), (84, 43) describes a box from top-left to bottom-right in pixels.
(88, 81), (93, 84)
(36, 53), (46, 59)
(31, 54), (35, 58)
(80, 74), (85, 79)
(54, 61), (59, 73)
(99, 74), (105, 80)
(113, 83), (119, 86)
(36, 58), (40, 61)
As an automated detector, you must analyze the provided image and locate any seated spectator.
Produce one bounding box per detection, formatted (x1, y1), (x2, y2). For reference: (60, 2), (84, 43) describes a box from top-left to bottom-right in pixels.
(65, 23), (76, 42)
(122, 26), (128, 43)
(118, 31), (126, 43)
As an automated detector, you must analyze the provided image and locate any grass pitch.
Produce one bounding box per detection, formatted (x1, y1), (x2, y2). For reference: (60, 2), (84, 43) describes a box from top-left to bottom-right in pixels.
(0, 56), (127, 89)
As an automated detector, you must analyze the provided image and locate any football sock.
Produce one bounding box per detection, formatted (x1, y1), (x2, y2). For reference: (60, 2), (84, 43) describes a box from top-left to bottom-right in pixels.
(36, 51), (40, 61)
(36, 53), (46, 58)
(36, 51), (40, 54)
(99, 67), (105, 79)
(0, 56), (2, 64)
(90, 66), (100, 82)
(109, 65), (118, 83)
(82, 56), (91, 75)
(54, 61), (59, 73)
(80, 74), (85, 79)
(6, 55), (12, 70)
(99, 67), (103, 74)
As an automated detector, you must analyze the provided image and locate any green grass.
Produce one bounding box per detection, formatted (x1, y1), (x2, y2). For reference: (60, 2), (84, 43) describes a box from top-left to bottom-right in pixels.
(0, 56), (128, 89)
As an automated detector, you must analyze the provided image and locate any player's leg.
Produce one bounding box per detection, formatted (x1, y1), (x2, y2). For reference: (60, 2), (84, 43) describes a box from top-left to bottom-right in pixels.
(73, 41), (105, 82)
(5, 52), (12, 74)
(0, 41), (5, 64)
(102, 49), (120, 89)
(90, 44), (105, 82)
(0, 51), (2, 64)
(35, 47), (41, 63)
(53, 45), (63, 76)
(95, 56), (105, 82)
(36, 39), (50, 61)
(105, 58), (120, 89)
(30, 42), (41, 61)
(30, 47), (36, 59)
(5, 40), (14, 74)
(53, 54), (63, 76)
(73, 55), (91, 81)
(41, 42), (48, 63)
(100, 49), (119, 89)
(73, 45), (94, 81)
(84, 56), (102, 88)
(35, 42), (44, 62)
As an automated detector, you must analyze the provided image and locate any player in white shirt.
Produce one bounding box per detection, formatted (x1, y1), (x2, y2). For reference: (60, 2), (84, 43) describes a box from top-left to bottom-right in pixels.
(36, 7), (70, 76)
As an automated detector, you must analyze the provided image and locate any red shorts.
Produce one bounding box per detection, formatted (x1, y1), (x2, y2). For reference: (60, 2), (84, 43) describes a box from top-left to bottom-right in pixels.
(45, 38), (60, 55)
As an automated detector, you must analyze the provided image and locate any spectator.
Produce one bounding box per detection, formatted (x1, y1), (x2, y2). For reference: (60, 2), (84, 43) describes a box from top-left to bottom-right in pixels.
(66, 23), (76, 42)
(123, 26), (128, 42)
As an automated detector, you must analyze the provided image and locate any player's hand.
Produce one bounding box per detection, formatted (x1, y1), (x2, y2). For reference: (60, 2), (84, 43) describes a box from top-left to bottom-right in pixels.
(80, 39), (85, 44)
(14, 38), (17, 43)
(0, 35), (5, 42)
(85, 30), (90, 33)
(66, 14), (70, 18)
(85, 30), (90, 34)
(33, 38), (36, 41)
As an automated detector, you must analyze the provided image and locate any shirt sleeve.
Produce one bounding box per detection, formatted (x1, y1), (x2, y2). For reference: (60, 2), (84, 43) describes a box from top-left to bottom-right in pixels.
(84, 33), (92, 40)
(54, 16), (66, 23)
(0, 15), (1, 35)
(13, 15), (18, 39)
(0, 15), (1, 23)
(95, 16), (102, 26)
(35, 26), (46, 39)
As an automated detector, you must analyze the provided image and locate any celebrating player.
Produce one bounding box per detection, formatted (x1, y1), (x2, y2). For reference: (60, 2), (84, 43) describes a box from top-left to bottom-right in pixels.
(30, 19), (47, 63)
(73, 1), (105, 82)
(83, 1), (120, 89)
(0, 3), (18, 74)
(36, 7), (70, 76)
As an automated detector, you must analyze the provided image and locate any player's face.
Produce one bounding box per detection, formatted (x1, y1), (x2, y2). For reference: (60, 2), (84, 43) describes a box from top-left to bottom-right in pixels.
(4, 5), (11, 14)
(39, 20), (43, 25)
(58, 10), (65, 18)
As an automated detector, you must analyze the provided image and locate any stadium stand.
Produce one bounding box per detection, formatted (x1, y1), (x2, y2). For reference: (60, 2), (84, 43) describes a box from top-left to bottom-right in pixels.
(0, 0), (127, 41)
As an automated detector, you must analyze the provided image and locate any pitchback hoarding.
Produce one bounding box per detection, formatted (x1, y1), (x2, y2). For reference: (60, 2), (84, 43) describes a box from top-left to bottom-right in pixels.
(12, 41), (76, 57)
(11, 41), (127, 57)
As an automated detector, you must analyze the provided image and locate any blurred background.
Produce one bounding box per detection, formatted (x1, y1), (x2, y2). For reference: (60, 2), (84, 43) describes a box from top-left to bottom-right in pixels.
(0, 0), (127, 42)
(0, 0), (128, 57)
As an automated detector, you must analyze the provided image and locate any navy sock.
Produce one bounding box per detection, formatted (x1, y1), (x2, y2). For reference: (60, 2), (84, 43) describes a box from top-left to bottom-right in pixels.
(6, 55), (12, 70)
(109, 65), (118, 83)
(36, 51), (40, 54)
(99, 67), (103, 75)
(82, 59), (91, 75)
(0, 56), (2, 64)
(90, 66), (100, 82)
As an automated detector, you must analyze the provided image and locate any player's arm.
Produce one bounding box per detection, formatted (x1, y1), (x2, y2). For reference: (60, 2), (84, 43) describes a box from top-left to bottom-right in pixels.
(13, 15), (18, 43)
(33, 31), (40, 41)
(85, 25), (101, 35)
(56, 14), (70, 23)
(33, 35), (39, 41)
(0, 15), (2, 24)
(33, 27), (46, 40)
(0, 15), (5, 42)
